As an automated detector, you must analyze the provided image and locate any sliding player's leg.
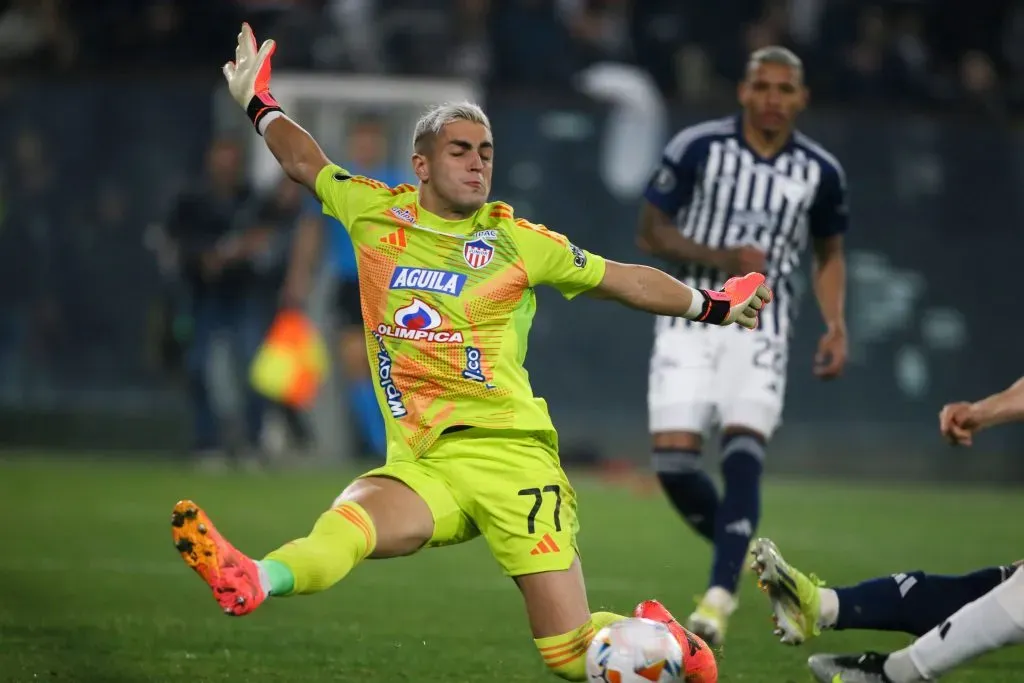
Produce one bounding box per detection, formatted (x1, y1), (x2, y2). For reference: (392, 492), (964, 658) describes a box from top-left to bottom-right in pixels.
(647, 323), (720, 542)
(753, 537), (1021, 645)
(806, 563), (1024, 683)
(171, 460), (474, 615)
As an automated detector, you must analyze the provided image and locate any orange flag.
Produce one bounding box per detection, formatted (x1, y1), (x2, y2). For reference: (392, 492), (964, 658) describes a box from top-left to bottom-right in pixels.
(250, 310), (330, 408)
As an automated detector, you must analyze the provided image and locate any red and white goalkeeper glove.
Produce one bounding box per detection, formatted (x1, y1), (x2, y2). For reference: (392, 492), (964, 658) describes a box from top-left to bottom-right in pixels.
(692, 272), (773, 329)
(222, 22), (282, 135)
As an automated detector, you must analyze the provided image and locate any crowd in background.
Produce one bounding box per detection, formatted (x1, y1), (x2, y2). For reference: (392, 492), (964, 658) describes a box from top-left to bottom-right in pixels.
(0, 0), (1021, 459)
(2, 0), (1022, 118)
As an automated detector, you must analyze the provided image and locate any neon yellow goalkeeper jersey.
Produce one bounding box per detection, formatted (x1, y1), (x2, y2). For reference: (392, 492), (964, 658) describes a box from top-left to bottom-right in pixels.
(315, 164), (607, 461)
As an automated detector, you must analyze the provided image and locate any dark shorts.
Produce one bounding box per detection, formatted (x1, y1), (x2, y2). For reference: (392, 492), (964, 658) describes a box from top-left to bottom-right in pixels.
(335, 279), (362, 328)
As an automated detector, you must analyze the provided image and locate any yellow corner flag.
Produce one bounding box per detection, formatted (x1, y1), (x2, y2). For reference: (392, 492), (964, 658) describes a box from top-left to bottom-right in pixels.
(250, 310), (330, 409)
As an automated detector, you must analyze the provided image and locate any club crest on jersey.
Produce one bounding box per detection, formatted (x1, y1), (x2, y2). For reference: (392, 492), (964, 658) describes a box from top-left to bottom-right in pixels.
(463, 236), (494, 270)
(390, 206), (415, 223)
(377, 298), (464, 343)
(389, 267), (466, 297)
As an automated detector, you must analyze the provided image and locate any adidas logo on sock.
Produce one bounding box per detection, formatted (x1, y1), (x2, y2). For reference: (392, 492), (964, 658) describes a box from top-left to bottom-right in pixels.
(725, 519), (753, 537)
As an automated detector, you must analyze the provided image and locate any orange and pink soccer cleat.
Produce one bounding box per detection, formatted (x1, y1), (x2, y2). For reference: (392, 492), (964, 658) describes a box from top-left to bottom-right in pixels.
(635, 600), (719, 683)
(171, 500), (266, 616)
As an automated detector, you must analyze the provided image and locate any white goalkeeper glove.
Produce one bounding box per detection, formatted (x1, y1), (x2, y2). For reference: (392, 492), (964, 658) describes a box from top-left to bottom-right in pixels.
(693, 272), (773, 330)
(222, 22), (282, 135)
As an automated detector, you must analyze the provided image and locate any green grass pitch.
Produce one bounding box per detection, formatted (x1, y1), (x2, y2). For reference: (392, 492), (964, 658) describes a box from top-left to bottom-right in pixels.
(0, 456), (1021, 682)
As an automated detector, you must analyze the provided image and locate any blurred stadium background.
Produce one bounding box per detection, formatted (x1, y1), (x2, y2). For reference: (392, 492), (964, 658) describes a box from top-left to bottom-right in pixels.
(3, 2), (1024, 682)
(2, 0), (1022, 480)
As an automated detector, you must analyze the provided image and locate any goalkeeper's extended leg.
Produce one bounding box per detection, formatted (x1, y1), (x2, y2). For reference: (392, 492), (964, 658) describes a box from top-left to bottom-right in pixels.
(516, 558), (717, 682)
(171, 476), (434, 615)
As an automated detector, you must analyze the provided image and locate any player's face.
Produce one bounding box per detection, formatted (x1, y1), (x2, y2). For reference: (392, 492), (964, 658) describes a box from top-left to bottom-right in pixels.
(417, 120), (493, 215)
(739, 63), (807, 135)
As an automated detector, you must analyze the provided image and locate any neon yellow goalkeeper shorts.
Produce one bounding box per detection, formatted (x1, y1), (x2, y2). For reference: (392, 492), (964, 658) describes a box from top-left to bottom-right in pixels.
(359, 428), (579, 577)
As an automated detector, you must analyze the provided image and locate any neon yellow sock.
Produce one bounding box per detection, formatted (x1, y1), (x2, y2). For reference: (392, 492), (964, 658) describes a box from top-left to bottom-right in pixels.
(262, 501), (376, 595)
(534, 612), (627, 681)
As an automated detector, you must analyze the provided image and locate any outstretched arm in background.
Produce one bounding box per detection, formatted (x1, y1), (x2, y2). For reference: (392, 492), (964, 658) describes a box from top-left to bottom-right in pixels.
(940, 376), (1024, 446)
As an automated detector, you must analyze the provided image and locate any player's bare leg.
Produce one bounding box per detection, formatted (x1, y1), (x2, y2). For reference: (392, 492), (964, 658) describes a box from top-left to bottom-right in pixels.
(171, 476), (434, 614)
(515, 557), (594, 641)
(515, 558), (716, 681)
(331, 475), (435, 557)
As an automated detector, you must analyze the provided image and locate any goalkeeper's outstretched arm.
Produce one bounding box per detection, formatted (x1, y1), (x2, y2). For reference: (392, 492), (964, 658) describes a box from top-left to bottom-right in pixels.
(222, 22), (329, 192)
(262, 118), (330, 192)
(590, 260), (772, 330)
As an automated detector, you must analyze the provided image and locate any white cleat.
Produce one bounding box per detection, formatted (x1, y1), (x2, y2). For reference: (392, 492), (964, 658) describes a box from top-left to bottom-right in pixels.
(684, 589), (736, 647)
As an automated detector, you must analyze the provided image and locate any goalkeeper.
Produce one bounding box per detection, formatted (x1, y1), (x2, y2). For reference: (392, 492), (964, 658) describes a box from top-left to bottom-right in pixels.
(171, 24), (772, 682)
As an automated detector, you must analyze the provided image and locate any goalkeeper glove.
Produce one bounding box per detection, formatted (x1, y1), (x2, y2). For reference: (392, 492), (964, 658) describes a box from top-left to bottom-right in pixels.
(693, 272), (773, 329)
(222, 22), (282, 135)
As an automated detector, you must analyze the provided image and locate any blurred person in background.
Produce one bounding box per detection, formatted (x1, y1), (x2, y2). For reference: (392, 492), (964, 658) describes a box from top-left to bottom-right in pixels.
(283, 113), (411, 460)
(637, 46), (848, 647)
(165, 137), (274, 468)
(247, 174), (315, 456)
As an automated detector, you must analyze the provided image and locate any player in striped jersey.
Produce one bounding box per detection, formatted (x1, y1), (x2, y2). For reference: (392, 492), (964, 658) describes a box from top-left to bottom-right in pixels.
(636, 46), (850, 645)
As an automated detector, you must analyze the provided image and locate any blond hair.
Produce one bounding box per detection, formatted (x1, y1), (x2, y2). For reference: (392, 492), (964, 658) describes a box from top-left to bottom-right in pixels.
(413, 101), (491, 153)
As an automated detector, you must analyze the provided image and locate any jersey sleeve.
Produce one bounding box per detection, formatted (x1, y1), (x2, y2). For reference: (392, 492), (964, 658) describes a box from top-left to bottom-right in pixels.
(513, 219), (607, 300)
(314, 163), (389, 230)
(642, 130), (704, 217)
(809, 161), (850, 238)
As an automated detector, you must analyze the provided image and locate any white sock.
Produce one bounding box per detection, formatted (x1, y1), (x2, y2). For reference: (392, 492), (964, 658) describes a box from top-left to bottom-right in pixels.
(704, 586), (737, 615)
(256, 561), (274, 597)
(818, 587), (839, 629)
(884, 567), (1024, 682)
(883, 649), (925, 683)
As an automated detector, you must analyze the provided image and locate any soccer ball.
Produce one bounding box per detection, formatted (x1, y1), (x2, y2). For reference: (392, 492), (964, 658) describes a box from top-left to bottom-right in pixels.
(586, 617), (685, 683)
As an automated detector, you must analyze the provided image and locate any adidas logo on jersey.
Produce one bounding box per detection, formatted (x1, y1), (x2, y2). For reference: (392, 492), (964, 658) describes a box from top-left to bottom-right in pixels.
(380, 228), (407, 248)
